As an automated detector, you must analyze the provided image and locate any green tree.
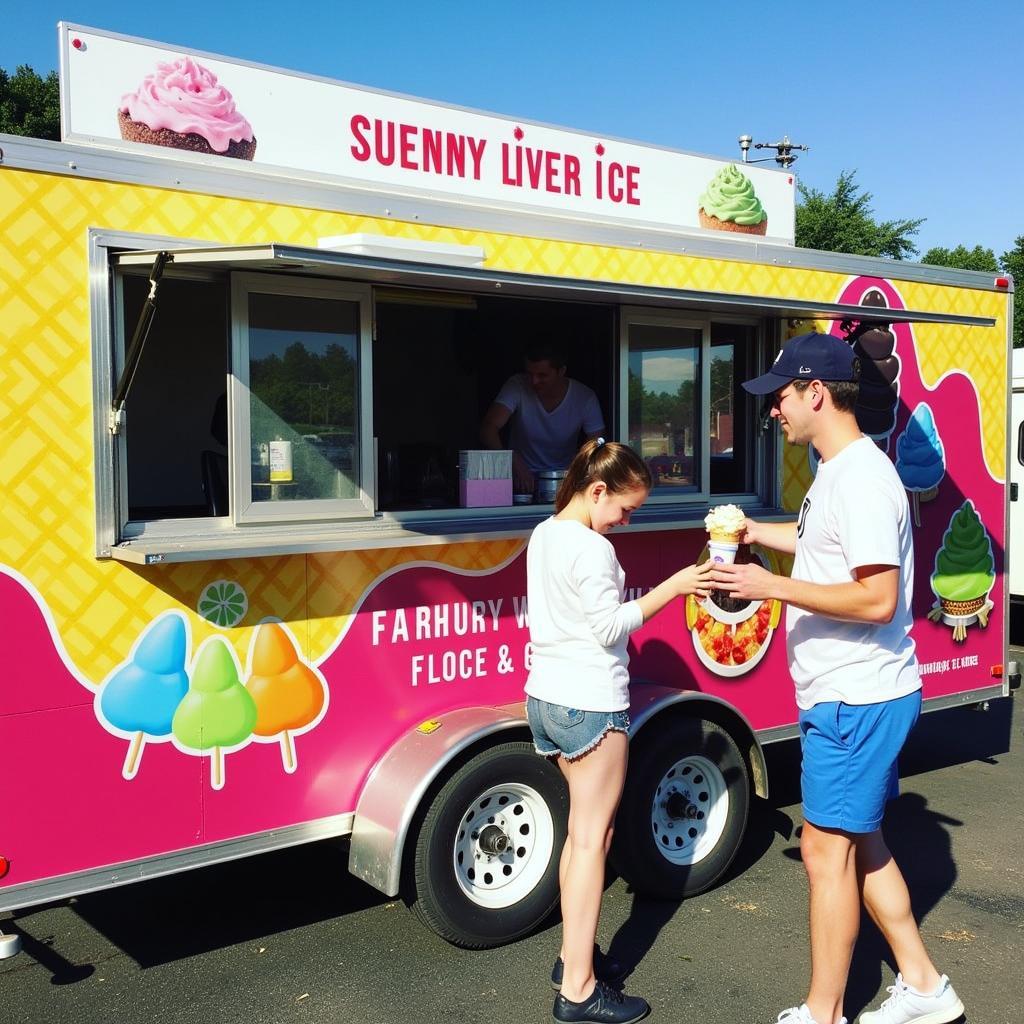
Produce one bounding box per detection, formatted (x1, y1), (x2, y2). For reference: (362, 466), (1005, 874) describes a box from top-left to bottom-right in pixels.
(0, 65), (60, 140)
(795, 170), (924, 259)
(921, 245), (1000, 273)
(1000, 235), (1024, 348)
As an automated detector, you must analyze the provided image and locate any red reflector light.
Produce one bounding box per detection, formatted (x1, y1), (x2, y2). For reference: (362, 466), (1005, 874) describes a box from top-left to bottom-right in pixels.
(0, 856), (9, 879)
(995, 277), (1010, 289)
(991, 664), (1004, 677)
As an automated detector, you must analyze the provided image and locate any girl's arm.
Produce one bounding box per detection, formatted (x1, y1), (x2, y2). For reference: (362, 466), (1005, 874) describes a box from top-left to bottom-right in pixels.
(635, 561), (714, 623)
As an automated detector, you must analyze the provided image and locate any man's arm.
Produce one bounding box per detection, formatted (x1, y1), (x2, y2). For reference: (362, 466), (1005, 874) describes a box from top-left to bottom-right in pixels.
(709, 562), (899, 624)
(480, 401), (512, 450)
(480, 401), (533, 492)
(742, 518), (798, 555)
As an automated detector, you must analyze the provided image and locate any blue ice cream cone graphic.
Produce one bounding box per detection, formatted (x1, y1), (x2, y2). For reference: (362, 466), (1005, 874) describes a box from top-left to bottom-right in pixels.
(896, 403), (945, 527)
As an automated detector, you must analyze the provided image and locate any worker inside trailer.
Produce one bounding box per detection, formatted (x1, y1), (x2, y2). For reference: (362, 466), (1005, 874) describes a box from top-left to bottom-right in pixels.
(478, 340), (606, 495)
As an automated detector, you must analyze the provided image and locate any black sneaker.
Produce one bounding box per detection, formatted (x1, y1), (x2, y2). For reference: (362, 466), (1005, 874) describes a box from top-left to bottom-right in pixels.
(552, 980), (650, 1024)
(551, 945), (627, 991)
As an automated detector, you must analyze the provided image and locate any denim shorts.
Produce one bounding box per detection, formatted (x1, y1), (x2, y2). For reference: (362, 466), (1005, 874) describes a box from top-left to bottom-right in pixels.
(799, 689), (922, 834)
(526, 696), (630, 761)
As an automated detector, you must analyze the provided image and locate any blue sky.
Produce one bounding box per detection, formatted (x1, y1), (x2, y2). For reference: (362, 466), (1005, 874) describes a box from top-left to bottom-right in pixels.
(4, 0), (1021, 261)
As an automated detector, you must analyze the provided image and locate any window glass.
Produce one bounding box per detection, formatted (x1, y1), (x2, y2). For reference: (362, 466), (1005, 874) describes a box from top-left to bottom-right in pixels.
(627, 324), (701, 492)
(710, 323), (756, 494)
(121, 276), (228, 520)
(247, 293), (359, 505)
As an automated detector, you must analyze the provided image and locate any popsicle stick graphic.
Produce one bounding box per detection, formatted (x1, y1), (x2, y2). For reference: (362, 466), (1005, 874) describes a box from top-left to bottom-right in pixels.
(172, 637), (256, 790)
(245, 622), (326, 773)
(98, 615), (190, 780)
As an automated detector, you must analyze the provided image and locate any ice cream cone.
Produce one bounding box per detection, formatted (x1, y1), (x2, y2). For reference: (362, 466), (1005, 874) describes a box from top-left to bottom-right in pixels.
(709, 529), (742, 543)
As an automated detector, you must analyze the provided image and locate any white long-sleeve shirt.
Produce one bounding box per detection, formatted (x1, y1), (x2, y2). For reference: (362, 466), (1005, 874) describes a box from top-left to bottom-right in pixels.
(524, 517), (644, 712)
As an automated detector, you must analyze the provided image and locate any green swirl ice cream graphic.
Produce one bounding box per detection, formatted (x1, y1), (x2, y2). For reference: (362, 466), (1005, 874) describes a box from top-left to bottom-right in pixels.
(698, 165), (768, 233)
(931, 501), (994, 602)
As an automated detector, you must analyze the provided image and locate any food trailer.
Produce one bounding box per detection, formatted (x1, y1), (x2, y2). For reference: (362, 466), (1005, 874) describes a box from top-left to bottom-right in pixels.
(0, 23), (1014, 953)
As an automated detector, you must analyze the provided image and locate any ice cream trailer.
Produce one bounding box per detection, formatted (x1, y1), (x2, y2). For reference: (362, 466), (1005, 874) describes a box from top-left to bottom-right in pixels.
(0, 23), (1015, 955)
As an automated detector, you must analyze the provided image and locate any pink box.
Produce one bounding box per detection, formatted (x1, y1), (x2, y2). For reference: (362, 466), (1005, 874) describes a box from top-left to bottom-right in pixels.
(459, 478), (512, 508)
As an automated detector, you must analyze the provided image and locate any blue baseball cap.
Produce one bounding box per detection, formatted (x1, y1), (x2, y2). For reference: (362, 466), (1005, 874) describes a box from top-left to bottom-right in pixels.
(742, 332), (859, 395)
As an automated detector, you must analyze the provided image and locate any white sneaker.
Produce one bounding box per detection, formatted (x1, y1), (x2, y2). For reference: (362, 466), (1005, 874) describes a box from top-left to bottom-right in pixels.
(776, 1005), (848, 1024)
(859, 974), (964, 1024)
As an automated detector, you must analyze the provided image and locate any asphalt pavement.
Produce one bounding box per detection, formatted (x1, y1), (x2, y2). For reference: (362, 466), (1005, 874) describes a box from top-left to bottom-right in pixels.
(2, 692), (1021, 1024)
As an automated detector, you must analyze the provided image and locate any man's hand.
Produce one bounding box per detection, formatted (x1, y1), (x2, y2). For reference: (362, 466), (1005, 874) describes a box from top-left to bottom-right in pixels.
(512, 454), (534, 494)
(709, 561), (782, 602)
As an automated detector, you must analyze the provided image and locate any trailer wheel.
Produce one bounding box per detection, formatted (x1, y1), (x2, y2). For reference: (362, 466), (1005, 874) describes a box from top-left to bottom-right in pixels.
(410, 741), (568, 948)
(611, 718), (749, 899)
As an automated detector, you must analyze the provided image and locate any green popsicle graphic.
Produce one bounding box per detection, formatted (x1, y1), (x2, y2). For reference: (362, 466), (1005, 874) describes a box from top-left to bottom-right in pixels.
(172, 638), (256, 789)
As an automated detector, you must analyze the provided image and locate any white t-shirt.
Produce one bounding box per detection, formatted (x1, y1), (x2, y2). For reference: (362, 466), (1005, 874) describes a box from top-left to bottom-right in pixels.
(524, 517), (644, 712)
(787, 436), (921, 710)
(495, 374), (604, 472)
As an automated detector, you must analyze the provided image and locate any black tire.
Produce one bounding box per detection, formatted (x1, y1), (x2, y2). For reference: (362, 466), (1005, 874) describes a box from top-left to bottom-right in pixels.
(410, 741), (568, 948)
(611, 718), (750, 899)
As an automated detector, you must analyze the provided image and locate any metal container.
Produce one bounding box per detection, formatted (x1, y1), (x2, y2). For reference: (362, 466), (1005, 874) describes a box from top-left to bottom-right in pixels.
(535, 469), (567, 504)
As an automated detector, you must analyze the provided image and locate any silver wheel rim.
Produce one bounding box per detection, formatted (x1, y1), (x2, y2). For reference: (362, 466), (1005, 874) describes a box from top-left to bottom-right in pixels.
(453, 782), (555, 908)
(650, 754), (729, 865)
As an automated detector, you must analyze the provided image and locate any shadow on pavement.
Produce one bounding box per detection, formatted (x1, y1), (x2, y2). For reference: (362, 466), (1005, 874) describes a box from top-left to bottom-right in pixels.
(10, 836), (389, 978)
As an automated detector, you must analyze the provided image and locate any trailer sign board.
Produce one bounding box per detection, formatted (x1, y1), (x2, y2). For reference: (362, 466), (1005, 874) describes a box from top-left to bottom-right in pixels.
(59, 24), (795, 242)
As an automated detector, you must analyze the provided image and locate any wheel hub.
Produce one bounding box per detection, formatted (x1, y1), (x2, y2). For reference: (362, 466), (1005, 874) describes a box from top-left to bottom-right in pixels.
(452, 782), (555, 909)
(650, 754), (729, 866)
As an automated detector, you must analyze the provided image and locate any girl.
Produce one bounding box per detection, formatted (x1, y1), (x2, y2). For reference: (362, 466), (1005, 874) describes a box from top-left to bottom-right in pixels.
(526, 438), (713, 1024)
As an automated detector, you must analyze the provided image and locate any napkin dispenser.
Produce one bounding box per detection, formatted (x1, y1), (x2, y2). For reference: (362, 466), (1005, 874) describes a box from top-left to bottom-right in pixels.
(459, 449), (513, 507)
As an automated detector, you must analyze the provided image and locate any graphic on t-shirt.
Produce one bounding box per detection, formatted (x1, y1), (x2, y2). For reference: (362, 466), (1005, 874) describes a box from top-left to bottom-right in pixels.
(796, 496), (811, 538)
(895, 403), (945, 528)
(926, 499), (995, 643)
(685, 546), (782, 677)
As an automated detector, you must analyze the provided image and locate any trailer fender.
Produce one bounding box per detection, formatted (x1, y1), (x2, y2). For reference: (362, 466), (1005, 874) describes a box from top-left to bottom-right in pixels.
(349, 704), (529, 897)
(626, 682), (769, 799)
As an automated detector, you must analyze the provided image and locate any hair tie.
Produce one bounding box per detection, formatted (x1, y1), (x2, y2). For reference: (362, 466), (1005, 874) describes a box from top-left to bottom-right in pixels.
(596, 437), (605, 447)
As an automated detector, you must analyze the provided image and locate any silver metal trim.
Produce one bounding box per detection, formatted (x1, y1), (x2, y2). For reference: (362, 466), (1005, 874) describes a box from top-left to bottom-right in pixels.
(756, 685), (1011, 749)
(0, 813), (354, 913)
(2, 133), (1012, 293)
(107, 505), (795, 564)
(113, 242), (996, 327)
(349, 705), (529, 897)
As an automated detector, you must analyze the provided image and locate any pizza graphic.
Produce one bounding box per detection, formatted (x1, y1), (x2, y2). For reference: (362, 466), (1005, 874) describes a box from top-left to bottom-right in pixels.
(684, 547), (783, 677)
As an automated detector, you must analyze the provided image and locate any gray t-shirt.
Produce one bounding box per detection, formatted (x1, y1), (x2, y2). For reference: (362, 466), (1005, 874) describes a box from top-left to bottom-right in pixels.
(787, 436), (921, 710)
(494, 373), (604, 472)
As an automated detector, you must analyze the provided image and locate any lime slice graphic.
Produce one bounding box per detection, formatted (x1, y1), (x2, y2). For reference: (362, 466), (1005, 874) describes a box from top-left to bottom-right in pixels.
(198, 580), (248, 628)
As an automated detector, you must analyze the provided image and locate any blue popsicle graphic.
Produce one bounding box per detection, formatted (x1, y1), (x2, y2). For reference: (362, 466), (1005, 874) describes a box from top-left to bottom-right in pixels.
(99, 614), (189, 777)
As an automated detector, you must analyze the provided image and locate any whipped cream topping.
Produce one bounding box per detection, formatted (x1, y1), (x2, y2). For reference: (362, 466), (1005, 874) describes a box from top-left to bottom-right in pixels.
(120, 57), (254, 152)
(704, 503), (746, 535)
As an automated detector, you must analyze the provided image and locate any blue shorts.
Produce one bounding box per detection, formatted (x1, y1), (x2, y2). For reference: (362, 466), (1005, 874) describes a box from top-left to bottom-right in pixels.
(526, 697), (630, 761)
(799, 690), (922, 834)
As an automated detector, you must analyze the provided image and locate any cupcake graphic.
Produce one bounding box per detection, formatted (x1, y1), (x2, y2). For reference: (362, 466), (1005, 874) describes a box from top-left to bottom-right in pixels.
(118, 56), (256, 160)
(927, 500), (995, 642)
(895, 403), (945, 528)
(698, 164), (768, 236)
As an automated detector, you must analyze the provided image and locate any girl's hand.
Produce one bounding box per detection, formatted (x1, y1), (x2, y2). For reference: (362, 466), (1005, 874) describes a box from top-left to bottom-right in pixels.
(674, 560), (714, 598)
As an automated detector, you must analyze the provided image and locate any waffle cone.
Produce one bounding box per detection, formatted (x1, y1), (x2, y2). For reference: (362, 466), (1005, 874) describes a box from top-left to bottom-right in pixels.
(939, 596), (985, 617)
(708, 529), (741, 543)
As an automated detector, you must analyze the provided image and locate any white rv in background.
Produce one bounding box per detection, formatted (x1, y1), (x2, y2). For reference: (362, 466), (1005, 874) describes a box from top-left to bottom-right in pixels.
(1010, 349), (1024, 605)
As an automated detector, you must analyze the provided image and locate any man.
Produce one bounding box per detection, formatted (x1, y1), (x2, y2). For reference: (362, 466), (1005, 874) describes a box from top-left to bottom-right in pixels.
(480, 344), (604, 494)
(711, 332), (964, 1024)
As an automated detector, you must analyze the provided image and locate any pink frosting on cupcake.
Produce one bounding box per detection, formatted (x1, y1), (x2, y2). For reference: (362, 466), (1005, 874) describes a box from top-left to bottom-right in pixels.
(120, 57), (254, 153)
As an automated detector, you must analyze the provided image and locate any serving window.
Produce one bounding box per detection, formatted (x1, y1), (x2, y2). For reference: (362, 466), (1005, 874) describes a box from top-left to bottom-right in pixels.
(98, 237), (782, 560)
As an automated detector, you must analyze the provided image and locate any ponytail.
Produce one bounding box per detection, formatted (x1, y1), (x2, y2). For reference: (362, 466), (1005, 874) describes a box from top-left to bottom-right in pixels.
(554, 438), (652, 512)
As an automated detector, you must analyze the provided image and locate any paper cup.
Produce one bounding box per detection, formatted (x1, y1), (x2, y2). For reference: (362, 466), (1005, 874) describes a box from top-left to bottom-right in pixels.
(708, 539), (739, 565)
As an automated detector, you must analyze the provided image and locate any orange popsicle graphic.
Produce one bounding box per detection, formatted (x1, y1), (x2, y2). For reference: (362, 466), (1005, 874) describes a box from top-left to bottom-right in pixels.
(245, 623), (326, 771)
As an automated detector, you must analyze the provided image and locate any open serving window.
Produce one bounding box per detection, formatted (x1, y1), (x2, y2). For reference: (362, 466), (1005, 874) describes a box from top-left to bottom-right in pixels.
(93, 235), (995, 564)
